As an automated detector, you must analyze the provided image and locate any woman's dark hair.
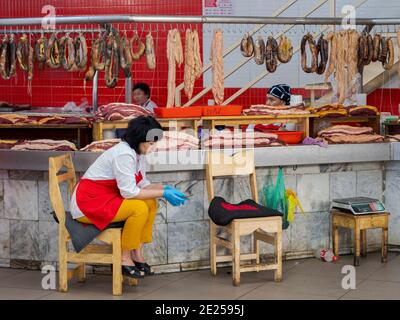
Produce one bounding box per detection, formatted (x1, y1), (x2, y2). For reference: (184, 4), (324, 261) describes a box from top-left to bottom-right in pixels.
(133, 82), (151, 98)
(122, 116), (163, 154)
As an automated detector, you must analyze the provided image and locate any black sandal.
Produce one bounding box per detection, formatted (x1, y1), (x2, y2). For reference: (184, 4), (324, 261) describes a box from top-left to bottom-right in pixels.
(122, 265), (144, 279)
(133, 261), (155, 276)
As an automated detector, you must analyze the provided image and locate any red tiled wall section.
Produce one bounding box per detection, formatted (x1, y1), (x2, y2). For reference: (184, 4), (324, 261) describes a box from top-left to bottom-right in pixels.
(0, 0), (202, 108)
(0, 1), (398, 111)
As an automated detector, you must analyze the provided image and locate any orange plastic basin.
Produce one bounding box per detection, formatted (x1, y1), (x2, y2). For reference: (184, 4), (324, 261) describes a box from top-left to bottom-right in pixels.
(201, 105), (243, 116)
(274, 131), (304, 144)
(154, 106), (202, 118)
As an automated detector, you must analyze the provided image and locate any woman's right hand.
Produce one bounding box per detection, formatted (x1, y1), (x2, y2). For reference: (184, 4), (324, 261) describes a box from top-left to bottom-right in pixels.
(163, 186), (187, 206)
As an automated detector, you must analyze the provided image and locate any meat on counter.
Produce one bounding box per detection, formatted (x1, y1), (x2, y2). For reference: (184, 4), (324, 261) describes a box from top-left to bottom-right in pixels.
(95, 102), (153, 121)
(10, 139), (77, 151)
(243, 104), (310, 116)
(202, 130), (284, 149)
(318, 125), (384, 144)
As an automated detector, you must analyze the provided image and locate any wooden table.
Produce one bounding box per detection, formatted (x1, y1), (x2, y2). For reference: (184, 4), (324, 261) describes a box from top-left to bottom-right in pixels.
(0, 123), (92, 148)
(310, 115), (381, 137)
(92, 118), (202, 141)
(202, 114), (318, 138)
(331, 209), (389, 266)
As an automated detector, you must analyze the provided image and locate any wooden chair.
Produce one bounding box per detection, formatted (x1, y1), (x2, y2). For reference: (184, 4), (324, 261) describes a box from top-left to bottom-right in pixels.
(206, 150), (283, 286)
(48, 154), (137, 296)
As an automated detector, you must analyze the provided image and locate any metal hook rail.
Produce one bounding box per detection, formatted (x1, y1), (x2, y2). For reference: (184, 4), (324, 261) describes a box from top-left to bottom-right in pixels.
(0, 15), (399, 27)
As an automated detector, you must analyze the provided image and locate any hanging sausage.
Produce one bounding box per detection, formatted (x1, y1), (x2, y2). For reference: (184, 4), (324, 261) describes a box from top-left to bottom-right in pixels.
(253, 36), (265, 65)
(35, 34), (47, 70)
(265, 36), (278, 73)
(372, 34), (381, 62)
(74, 33), (88, 71)
(130, 32), (145, 61)
(46, 33), (61, 69)
(104, 32), (120, 89)
(277, 35), (293, 63)
(301, 33), (318, 73)
(16, 33), (34, 96)
(240, 32), (254, 57)
(316, 34), (329, 75)
(119, 31), (133, 77)
(0, 34), (17, 80)
(382, 37), (394, 70)
(59, 34), (76, 71)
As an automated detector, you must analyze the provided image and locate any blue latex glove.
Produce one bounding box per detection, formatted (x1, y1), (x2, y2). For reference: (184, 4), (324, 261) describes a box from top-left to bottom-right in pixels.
(164, 185), (187, 198)
(163, 186), (187, 206)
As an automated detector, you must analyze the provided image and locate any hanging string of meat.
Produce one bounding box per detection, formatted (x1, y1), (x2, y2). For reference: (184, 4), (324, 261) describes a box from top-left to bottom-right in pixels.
(193, 30), (202, 79)
(183, 29), (203, 100)
(35, 34), (47, 70)
(184, 29), (195, 100)
(210, 29), (224, 105)
(265, 36), (278, 73)
(324, 32), (336, 82)
(253, 36), (265, 65)
(240, 32), (254, 57)
(16, 34), (34, 96)
(45, 33), (61, 69)
(74, 33), (88, 71)
(382, 37), (394, 70)
(145, 32), (156, 70)
(277, 35), (293, 63)
(59, 34), (76, 71)
(104, 32), (120, 89)
(301, 33), (318, 73)
(130, 32), (145, 61)
(0, 34), (17, 80)
(119, 31), (133, 77)
(347, 30), (360, 96)
(166, 29), (183, 107)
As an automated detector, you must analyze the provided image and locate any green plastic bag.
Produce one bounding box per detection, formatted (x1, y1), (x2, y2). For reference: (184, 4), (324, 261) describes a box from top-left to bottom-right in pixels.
(263, 168), (289, 229)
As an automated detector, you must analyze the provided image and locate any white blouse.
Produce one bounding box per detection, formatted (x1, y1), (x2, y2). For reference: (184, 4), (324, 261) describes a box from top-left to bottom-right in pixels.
(70, 141), (150, 219)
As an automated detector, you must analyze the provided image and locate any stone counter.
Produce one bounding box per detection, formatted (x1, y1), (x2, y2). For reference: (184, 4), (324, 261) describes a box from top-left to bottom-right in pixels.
(0, 143), (398, 274)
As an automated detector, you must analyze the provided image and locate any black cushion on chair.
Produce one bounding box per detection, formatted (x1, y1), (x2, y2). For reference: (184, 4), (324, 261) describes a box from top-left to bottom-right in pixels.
(49, 211), (125, 253)
(208, 197), (283, 226)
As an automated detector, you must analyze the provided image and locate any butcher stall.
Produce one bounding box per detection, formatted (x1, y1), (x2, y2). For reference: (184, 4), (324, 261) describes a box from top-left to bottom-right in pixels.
(1, 5), (400, 276)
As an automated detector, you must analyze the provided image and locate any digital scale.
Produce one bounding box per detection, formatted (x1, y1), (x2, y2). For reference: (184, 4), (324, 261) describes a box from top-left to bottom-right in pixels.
(331, 197), (386, 215)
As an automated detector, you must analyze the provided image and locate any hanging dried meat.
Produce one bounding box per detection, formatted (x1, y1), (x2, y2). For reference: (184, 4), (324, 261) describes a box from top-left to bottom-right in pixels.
(74, 33), (88, 71)
(130, 32), (145, 61)
(16, 34), (34, 95)
(35, 34), (47, 70)
(253, 36), (265, 65)
(145, 32), (156, 70)
(277, 35), (293, 63)
(240, 32), (254, 57)
(372, 34), (381, 62)
(210, 29), (224, 105)
(316, 34), (329, 75)
(324, 32), (336, 82)
(301, 33), (317, 73)
(119, 31), (133, 77)
(381, 37), (394, 70)
(184, 29), (203, 100)
(265, 36), (278, 73)
(166, 29), (183, 107)
(59, 34), (76, 71)
(104, 32), (119, 89)
(0, 34), (17, 80)
(45, 33), (61, 69)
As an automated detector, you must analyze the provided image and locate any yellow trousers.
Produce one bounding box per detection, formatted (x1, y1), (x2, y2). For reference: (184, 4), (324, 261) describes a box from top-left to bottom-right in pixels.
(78, 198), (158, 250)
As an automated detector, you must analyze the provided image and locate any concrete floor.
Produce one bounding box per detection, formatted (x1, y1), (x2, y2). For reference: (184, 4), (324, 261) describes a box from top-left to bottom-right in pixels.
(0, 252), (399, 300)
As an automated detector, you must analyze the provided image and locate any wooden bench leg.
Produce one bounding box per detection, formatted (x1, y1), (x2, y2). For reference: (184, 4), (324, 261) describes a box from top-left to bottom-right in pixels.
(360, 230), (367, 257)
(112, 233), (122, 296)
(382, 228), (388, 263)
(274, 230), (283, 282)
(210, 223), (217, 276)
(354, 224), (361, 267)
(333, 226), (339, 257)
(58, 239), (68, 293)
(77, 263), (86, 283)
(232, 226), (240, 286)
(254, 233), (260, 267)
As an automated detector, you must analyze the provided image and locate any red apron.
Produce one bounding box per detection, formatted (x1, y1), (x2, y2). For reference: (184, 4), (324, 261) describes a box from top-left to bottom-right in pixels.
(76, 172), (143, 230)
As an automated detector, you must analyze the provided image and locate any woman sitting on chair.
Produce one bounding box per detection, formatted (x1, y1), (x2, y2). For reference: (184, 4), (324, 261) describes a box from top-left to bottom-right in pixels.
(70, 116), (187, 278)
